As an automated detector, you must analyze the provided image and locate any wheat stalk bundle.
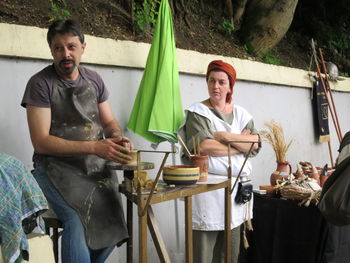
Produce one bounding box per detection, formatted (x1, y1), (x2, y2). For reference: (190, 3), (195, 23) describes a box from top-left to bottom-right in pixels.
(260, 120), (292, 163)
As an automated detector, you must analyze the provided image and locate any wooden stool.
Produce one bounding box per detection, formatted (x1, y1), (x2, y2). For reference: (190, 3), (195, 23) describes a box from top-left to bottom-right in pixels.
(42, 210), (63, 263)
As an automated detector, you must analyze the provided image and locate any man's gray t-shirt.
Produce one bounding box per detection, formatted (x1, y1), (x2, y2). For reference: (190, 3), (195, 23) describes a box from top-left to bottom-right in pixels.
(21, 64), (109, 108)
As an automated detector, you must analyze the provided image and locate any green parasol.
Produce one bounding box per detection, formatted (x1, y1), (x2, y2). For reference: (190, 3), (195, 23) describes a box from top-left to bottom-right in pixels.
(127, 0), (184, 143)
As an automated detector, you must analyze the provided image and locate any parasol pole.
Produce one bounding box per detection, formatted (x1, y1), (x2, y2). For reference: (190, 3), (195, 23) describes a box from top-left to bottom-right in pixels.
(171, 142), (181, 255)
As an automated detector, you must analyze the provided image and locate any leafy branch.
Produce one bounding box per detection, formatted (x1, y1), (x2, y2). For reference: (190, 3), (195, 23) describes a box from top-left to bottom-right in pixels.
(48, 0), (71, 22)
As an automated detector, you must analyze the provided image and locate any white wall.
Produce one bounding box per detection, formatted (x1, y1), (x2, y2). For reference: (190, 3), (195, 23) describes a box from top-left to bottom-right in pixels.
(179, 73), (350, 186)
(2, 56), (350, 262)
(1, 23), (350, 262)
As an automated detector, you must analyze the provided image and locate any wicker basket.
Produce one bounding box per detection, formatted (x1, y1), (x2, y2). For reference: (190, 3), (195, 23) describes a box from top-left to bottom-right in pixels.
(280, 184), (313, 199)
(279, 182), (321, 206)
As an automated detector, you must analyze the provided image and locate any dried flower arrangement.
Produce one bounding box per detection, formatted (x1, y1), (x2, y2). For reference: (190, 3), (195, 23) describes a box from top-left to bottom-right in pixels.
(260, 120), (293, 163)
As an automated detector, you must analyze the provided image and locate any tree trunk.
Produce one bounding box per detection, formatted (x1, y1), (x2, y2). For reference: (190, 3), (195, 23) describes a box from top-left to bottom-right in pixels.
(225, 0), (234, 23)
(232, 0), (249, 30)
(240, 0), (298, 56)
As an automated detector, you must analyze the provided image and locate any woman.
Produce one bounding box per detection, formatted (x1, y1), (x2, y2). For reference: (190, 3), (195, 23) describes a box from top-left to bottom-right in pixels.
(181, 60), (261, 263)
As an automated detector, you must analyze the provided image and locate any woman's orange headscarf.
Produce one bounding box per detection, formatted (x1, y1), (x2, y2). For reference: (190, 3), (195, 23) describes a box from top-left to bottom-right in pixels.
(206, 60), (236, 103)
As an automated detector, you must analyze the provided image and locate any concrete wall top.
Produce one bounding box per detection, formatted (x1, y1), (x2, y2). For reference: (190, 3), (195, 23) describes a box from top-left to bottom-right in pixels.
(1, 22), (349, 92)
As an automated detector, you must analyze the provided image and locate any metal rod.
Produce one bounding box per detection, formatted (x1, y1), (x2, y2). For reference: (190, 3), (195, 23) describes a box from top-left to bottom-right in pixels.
(171, 143), (181, 253)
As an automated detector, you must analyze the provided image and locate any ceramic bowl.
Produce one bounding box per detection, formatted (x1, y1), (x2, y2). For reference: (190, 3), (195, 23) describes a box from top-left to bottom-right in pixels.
(163, 165), (200, 185)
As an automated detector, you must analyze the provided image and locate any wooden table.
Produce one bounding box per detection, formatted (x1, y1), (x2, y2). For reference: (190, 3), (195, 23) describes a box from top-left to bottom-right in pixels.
(107, 161), (232, 263)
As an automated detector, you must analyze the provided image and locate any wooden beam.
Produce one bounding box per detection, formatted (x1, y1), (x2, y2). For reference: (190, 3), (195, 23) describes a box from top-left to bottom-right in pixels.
(185, 196), (193, 263)
(147, 206), (171, 263)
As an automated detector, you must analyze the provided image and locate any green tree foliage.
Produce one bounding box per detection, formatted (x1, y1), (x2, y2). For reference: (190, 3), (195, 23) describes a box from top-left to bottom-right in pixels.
(134, 0), (161, 32)
(292, 0), (350, 57)
(217, 18), (234, 37)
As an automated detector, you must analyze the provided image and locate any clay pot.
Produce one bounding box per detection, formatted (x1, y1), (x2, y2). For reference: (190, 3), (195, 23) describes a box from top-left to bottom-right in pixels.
(190, 155), (208, 182)
(126, 149), (138, 166)
(270, 161), (292, 186)
(308, 172), (320, 185)
(305, 165), (320, 185)
(295, 164), (304, 179)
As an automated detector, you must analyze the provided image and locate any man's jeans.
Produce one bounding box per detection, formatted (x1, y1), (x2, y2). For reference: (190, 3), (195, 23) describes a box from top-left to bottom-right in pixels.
(33, 164), (114, 263)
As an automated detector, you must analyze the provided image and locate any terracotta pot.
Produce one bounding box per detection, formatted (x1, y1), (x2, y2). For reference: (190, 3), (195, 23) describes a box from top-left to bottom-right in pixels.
(295, 164), (304, 179)
(190, 155), (208, 182)
(270, 161), (292, 186)
(303, 164), (320, 185)
(308, 171), (321, 185)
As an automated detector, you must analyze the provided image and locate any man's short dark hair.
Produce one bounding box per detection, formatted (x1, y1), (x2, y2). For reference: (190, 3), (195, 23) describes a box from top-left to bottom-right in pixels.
(47, 19), (85, 46)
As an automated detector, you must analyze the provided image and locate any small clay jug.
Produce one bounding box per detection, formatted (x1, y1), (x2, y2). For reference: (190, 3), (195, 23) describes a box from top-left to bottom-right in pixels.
(190, 155), (208, 182)
(294, 164), (304, 179)
(270, 161), (292, 186)
(308, 164), (320, 185)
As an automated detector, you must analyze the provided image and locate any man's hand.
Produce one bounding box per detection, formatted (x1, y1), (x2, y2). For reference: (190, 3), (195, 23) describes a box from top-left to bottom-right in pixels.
(113, 135), (133, 151)
(94, 137), (133, 163)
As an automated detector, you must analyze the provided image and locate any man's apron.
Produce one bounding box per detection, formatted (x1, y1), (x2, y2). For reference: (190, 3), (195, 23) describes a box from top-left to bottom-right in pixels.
(40, 69), (128, 249)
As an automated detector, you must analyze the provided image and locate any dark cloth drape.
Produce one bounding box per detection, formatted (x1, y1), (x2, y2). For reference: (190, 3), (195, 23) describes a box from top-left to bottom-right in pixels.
(312, 77), (330, 143)
(240, 193), (350, 263)
(242, 193), (326, 263)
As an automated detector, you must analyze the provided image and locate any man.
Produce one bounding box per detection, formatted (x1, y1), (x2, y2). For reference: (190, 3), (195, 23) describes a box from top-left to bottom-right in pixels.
(21, 19), (132, 263)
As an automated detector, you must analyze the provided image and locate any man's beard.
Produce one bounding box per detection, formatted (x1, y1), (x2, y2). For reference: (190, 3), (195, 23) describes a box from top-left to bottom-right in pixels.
(57, 59), (77, 76)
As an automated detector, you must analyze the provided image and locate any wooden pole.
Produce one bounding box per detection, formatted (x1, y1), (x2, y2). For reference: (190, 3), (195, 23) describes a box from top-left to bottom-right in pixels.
(318, 48), (343, 139)
(311, 42), (342, 143)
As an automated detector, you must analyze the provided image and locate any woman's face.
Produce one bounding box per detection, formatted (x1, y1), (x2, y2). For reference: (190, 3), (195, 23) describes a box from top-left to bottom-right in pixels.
(207, 70), (231, 102)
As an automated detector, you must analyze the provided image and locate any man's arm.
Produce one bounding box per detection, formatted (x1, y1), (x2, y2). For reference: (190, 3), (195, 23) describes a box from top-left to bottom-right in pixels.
(26, 104), (131, 162)
(98, 100), (122, 138)
(98, 100), (133, 149)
